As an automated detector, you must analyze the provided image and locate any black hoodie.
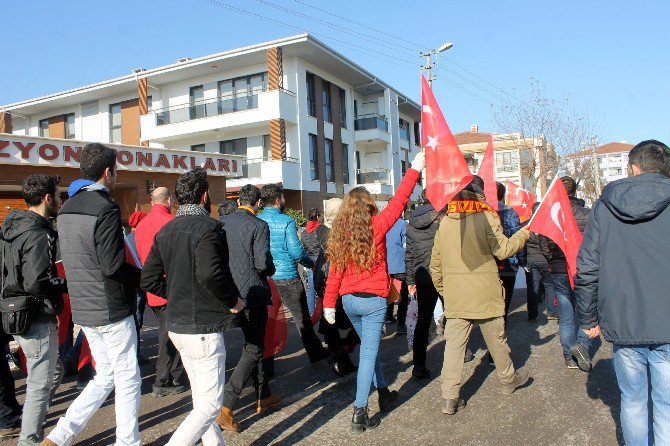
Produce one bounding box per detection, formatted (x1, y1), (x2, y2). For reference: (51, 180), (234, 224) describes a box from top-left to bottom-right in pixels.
(1, 210), (65, 321)
(575, 173), (670, 344)
(405, 204), (442, 286)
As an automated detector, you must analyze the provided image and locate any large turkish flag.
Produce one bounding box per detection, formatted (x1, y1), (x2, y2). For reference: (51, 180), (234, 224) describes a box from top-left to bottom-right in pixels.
(421, 75), (472, 211)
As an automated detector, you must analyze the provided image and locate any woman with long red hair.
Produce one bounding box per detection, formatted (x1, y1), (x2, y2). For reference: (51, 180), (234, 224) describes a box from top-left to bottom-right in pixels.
(323, 152), (425, 432)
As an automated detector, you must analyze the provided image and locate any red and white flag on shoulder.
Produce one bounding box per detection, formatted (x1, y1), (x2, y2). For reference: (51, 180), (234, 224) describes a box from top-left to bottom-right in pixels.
(528, 177), (583, 288)
(421, 75), (472, 211)
(506, 180), (536, 223)
(477, 135), (498, 210)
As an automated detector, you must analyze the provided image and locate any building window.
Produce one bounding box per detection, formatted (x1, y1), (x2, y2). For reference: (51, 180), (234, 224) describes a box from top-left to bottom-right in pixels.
(38, 119), (50, 137)
(263, 134), (271, 160)
(191, 144), (206, 152)
(309, 134), (319, 180)
(219, 138), (247, 157)
(147, 96), (153, 112)
(342, 143), (350, 184)
(109, 103), (122, 143)
(189, 85), (204, 119)
(399, 118), (409, 141)
(413, 122), (421, 146)
(65, 113), (75, 139)
(322, 81), (331, 122)
(401, 148), (409, 174)
(218, 72), (267, 114)
(325, 138), (334, 182)
(339, 88), (347, 128)
(496, 151), (519, 173)
(306, 72), (316, 117)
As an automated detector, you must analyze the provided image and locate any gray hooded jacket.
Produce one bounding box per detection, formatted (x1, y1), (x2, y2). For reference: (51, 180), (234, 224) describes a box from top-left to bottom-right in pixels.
(575, 173), (670, 344)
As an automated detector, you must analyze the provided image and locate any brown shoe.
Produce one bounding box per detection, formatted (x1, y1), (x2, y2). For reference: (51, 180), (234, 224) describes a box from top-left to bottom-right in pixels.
(441, 398), (465, 415)
(257, 395), (282, 415)
(38, 439), (58, 446)
(215, 407), (240, 432)
(501, 366), (531, 394)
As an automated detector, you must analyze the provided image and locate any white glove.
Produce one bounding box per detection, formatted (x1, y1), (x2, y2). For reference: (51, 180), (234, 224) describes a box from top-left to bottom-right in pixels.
(324, 308), (336, 324)
(410, 151), (426, 171)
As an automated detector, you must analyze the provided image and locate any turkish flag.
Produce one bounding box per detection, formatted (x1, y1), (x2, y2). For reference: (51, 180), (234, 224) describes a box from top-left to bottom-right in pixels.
(477, 135), (498, 211)
(264, 278), (287, 359)
(528, 177), (583, 288)
(506, 180), (536, 222)
(421, 75), (472, 211)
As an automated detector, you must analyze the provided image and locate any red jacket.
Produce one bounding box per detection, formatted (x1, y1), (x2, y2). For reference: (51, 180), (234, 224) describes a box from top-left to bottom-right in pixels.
(324, 168), (420, 308)
(135, 204), (175, 307)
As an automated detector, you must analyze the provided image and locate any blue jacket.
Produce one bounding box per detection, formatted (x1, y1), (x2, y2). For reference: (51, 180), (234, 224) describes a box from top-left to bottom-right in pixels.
(385, 218), (407, 275)
(258, 207), (313, 280)
(498, 202), (524, 272)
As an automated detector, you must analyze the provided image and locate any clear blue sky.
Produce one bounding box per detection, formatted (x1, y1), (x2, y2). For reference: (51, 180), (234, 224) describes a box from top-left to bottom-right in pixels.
(2, 0), (668, 145)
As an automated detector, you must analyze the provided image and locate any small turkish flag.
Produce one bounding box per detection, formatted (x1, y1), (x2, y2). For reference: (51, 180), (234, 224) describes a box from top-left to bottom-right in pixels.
(477, 135), (498, 211)
(421, 75), (472, 211)
(528, 177), (583, 288)
(506, 180), (536, 222)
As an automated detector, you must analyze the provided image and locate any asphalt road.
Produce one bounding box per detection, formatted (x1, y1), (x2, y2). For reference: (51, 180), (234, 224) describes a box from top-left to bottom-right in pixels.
(2, 288), (622, 445)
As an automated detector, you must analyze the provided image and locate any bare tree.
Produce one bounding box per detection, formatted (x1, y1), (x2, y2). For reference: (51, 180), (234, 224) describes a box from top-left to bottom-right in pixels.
(492, 80), (601, 197)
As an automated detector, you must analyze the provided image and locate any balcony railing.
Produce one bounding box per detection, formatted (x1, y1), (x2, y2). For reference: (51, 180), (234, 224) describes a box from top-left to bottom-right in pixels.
(354, 113), (389, 132)
(356, 168), (390, 185)
(153, 88), (295, 126)
(241, 156), (300, 178)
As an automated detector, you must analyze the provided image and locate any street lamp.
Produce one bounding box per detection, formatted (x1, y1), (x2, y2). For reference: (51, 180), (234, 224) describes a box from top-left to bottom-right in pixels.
(421, 42), (453, 86)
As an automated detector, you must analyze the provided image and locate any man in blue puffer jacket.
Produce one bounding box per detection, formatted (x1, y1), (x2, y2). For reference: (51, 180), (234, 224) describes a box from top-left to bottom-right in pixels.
(258, 184), (330, 364)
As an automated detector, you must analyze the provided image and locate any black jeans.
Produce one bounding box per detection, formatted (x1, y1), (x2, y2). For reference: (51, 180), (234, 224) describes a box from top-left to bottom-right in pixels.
(274, 278), (327, 362)
(0, 345), (20, 428)
(525, 260), (550, 320)
(151, 305), (184, 386)
(413, 282), (440, 367)
(501, 274), (516, 328)
(223, 306), (270, 408)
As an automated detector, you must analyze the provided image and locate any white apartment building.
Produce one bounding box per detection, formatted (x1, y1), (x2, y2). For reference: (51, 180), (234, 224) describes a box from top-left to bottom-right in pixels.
(0, 34), (421, 212)
(567, 141), (633, 186)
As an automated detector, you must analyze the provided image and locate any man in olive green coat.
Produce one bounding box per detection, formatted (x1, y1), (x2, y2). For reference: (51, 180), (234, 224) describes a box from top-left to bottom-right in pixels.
(430, 183), (531, 415)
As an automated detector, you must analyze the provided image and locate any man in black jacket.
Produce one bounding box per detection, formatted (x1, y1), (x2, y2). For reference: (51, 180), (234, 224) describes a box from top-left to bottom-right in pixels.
(540, 177), (591, 372)
(1, 174), (65, 445)
(45, 144), (142, 446)
(575, 140), (670, 446)
(142, 168), (243, 445)
(215, 184), (279, 432)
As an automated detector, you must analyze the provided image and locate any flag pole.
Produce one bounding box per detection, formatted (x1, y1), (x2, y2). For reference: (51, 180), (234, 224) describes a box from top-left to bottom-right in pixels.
(526, 176), (559, 227)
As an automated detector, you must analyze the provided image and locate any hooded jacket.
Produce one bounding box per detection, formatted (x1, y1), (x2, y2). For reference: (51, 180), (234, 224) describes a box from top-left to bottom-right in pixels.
(430, 191), (529, 319)
(58, 181), (141, 327)
(1, 210), (65, 321)
(405, 204), (441, 286)
(540, 197), (590, 274)
(575, 173), (670, 344)
(300, 221), (329, 262)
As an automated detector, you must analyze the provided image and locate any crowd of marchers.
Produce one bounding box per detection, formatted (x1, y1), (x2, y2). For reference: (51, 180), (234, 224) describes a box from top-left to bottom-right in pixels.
(0, 139), (668, 446)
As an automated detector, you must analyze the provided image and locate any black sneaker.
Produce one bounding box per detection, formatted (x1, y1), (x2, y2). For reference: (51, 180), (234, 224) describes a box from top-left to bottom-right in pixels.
(570, 344), (592, 372)
(396, 324), (407, 335)
(565, 357), (579, 369)
(412, 365), (431, 380)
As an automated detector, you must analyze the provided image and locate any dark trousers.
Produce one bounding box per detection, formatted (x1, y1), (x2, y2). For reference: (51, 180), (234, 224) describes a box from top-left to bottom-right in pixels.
(274, 278), (326, 362)
(413, 282), (441, 367)
(223, 306), (270, 408)
(0, 347), (20, 428)
(151, 305), (184, 386)
(525, 261), (549, 320)
(387, 277), (409, 325)
(501, 274), (516, 328)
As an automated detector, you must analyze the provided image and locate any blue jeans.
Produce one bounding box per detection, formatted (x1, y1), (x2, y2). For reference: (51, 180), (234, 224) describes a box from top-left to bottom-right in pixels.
(551, 273), (591, 358)
(342, 294), (388, 408)
(306, 269), (316, 316)
(614, 344), (670, 446)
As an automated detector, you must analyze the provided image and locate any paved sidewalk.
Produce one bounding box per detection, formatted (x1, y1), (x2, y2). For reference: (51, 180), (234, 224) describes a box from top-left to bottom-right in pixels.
(1, 291), (622, 445)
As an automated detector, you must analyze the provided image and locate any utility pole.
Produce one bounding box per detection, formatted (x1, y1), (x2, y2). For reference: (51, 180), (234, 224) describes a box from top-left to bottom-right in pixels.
(420, 42), (453, 87)
(591, 135), (601, 196)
